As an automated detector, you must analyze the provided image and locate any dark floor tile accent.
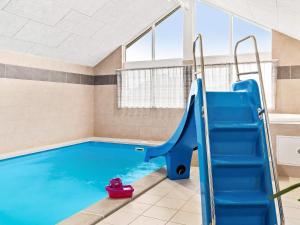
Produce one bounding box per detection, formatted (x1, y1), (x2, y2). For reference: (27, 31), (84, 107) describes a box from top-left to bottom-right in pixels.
(277, 66), (291, 79)
(6, 65), (33, 80)
(67, 73), (81, 84)
(291, 65), (300, 79)
(95, 75), (117, 85)
(81, 75), (95, 85)
(50, 71), (67, 83)
(0, 64), (4, 77)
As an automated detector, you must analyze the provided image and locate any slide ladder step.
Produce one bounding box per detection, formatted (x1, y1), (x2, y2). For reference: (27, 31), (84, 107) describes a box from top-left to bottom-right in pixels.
(215, 192), (270, 206)
(212, 156), (265, 167)
(209, 122), (260, 131)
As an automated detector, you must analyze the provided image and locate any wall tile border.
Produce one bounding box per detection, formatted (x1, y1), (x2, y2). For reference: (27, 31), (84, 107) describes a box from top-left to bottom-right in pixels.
(2, 63), (294, 84)
(277, 65), (300, 79)
(0, 63), (119, 85)
(94, 75), (117, 85)
(0, 63), (95, 85)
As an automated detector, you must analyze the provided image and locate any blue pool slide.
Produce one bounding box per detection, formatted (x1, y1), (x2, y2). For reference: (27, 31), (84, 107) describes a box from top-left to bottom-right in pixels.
(145, 78), (278, 224)
(144, 81), (198, 180)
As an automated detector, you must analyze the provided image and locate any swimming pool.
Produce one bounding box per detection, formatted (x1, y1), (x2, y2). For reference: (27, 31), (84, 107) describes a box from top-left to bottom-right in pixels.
(0, 141), (165, 225)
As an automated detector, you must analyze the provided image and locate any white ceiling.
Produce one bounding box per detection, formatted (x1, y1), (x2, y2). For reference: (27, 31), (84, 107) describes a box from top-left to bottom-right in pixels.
(0, 0), (176, 66)
(205, 0), (300, 42)
(1, 0), (300, 66)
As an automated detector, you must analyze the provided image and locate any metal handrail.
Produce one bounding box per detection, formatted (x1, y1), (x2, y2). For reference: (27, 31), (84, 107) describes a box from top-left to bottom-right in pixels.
(193, 34), (216, 225)
(234, 35), (285, 225)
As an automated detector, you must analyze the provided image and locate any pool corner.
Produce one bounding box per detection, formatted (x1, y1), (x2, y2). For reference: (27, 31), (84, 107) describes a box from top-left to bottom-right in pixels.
(58, 168), (167, 225)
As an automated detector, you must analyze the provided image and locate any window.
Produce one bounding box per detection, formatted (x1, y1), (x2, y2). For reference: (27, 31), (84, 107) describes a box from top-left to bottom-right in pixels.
(196, 1), (230, 56)
(118, 62), (276, 109)
(233, 16), (271, 54)
(122, 2), (274, 109)
(118, 67), (186, 108)
(125, 31), (152, 62)
(125, 7), (183, 62)
(195, 1), (271, 56)
(155, 9), (183, 59)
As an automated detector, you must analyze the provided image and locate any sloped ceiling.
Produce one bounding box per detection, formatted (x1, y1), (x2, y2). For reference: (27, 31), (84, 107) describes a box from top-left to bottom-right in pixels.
(0, 0), (177, 66)
(205, 0), (300, 41)
(1, 0), (300, 66)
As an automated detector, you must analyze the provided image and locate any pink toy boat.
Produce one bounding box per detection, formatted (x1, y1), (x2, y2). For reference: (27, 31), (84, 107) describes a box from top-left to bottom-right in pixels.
(105, 178), (134, 199)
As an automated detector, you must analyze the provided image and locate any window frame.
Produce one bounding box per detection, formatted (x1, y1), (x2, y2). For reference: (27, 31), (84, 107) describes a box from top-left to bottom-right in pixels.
(124, 6), (182, 62)
(124, 1), (272, 64)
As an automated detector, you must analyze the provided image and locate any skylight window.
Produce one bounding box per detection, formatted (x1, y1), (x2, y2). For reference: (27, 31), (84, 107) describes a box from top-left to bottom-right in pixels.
(233, 16), (272, 53)
(125, 31), (152, 62)
(125, 7), (183, 62)
(155, 9), (183, 59)
(196, 1), (230, 56)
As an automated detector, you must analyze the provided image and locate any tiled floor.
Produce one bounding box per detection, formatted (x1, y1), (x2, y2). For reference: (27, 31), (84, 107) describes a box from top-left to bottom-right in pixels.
(96, 167), (300, 225)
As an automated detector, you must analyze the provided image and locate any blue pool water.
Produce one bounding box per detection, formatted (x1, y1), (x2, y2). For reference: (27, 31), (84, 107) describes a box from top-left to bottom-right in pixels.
(0, 141), (164, 225)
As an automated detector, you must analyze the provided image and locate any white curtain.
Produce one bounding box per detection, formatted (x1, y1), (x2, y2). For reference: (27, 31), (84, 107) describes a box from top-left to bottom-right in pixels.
(118, 62), (276, 110)
(118, 67), (185, 108)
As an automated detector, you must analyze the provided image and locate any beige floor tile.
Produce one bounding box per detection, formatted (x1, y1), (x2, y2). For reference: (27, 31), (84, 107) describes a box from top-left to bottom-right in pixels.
(129, 215), (166, 225)
(188, 194), (201, 203)
(166, 222), (185, 225)
(155, 196), (187, 210)
(285, 217), (300, 225)
(181, 199), (201, 214)
(171, 211), (202, 225)
(283, 198), (300, 209)
(175, 180), (200, 192)
(154, 181), (176, 189)
(120, 201), (152, 214)
(165, 189), (194, 201)
(143, 205), (177, 221)
(58, 212), (101, 225)
(135, 193), (162, 205)
(283, 206), (300, 220)
(160, 179), (180, 187)
(96, 221), (112, 225)
(146, 185), (173, 197)
(101, 211), (139, 225)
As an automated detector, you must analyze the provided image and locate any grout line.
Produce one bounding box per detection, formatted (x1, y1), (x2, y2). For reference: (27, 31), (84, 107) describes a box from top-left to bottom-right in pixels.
(53, 8), (72, 27)
(11, 17), (29, 38)
(2, 0), (12, 10)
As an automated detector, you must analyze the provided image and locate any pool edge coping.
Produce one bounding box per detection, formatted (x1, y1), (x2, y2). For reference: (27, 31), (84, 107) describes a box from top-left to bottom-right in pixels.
(0, 137), (163, 161)
(57, 167), (167, 225)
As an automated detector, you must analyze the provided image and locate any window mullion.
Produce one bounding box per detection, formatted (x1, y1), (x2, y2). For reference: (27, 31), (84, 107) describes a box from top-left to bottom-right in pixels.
(152, 25), (156, 60)
(229, 14), (233, 56)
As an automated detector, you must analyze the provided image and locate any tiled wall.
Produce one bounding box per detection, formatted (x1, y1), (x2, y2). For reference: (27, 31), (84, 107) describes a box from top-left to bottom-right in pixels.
(276, 66), (300, 114)
(0, 63), (94, 155)
(277, 65), (300, 79)
(270, 123), (300, 177)
(272, 31), (300, 177)
(273, 31), (300, 114)
(94, 84), (184, 141)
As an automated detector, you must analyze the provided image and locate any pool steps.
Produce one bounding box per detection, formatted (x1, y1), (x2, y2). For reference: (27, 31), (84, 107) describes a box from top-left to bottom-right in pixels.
(145, 79), (278, 225)
(203, 82), (277, 225)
